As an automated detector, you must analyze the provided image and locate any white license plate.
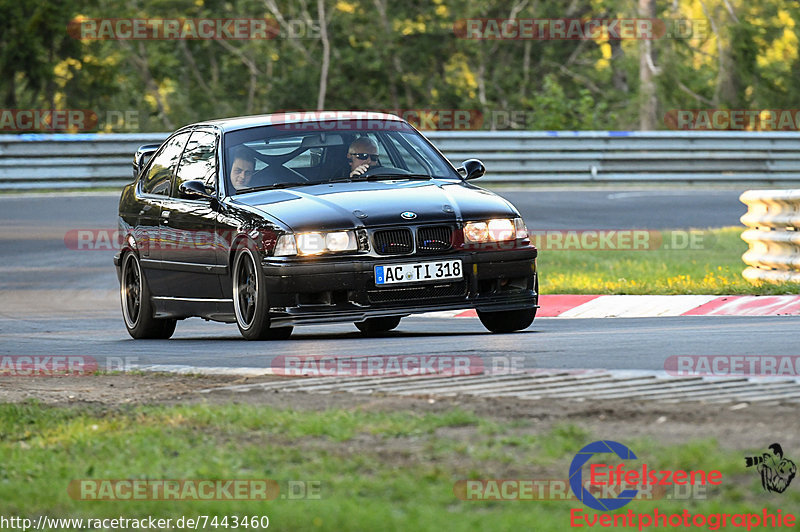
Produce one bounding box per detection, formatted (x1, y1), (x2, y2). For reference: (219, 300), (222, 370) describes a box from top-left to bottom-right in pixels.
(375, 259), (463, 285)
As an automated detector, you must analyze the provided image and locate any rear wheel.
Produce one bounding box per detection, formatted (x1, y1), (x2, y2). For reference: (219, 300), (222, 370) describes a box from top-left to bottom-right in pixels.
(233, 245), (293, 340)
(355, 316), (402, 336)
(120, 252), (176, 339)
(477, 307), (536, 333)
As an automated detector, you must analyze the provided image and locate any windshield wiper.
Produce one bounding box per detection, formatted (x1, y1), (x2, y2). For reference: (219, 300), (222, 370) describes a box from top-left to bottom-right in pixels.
(360, 173), (432, 181)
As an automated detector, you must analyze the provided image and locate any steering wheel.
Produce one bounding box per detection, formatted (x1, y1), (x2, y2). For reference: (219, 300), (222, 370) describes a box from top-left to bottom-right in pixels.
(358, 166), (412, 178)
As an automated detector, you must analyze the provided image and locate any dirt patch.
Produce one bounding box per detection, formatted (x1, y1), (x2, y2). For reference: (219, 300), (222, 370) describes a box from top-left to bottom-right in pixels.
(0, 373), (246, 406)
(0, 373), (794, 456)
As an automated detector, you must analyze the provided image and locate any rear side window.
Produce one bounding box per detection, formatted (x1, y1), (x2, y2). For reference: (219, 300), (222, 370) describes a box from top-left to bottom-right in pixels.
(141, 132), (190, 196)
(175, 130), (218, 194)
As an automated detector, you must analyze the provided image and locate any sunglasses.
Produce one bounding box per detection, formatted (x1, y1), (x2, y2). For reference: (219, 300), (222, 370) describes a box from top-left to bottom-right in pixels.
(349, 153), (380, 161)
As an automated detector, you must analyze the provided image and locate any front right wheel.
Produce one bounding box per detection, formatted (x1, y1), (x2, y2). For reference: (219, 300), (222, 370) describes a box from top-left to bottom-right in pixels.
(233, 245), (293, 340)
(477, 307), (536, 333)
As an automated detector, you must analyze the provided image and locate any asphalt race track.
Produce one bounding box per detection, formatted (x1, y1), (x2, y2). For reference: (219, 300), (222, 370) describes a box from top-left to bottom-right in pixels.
(2, 188), (795, 374)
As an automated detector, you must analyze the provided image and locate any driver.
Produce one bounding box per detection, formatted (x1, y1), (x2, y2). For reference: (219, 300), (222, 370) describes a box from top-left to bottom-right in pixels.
(229, 146), (256, 190)
(346, 137), (380, 178)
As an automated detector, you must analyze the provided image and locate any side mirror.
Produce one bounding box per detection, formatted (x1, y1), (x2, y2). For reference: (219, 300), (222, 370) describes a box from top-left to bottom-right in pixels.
(179, 180), (215, 200)
(459, 159), (485, 181)
(133, 144), (160, 179)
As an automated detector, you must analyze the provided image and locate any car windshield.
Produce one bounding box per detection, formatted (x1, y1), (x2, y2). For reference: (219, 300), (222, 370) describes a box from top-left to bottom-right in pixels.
(223, 120), (461, 194)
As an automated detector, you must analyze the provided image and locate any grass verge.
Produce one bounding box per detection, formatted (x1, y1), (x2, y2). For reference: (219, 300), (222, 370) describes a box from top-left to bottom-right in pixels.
(539, 227), (800, 295)
(0, 400), (794, 531)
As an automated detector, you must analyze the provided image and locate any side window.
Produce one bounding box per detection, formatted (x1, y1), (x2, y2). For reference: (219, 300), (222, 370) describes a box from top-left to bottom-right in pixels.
(141, 132), (190, 196)
(175, 130), (218, 195)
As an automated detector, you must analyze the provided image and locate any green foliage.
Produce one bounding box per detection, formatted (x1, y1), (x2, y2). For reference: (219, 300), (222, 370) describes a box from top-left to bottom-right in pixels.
(2, 0), (799, 131)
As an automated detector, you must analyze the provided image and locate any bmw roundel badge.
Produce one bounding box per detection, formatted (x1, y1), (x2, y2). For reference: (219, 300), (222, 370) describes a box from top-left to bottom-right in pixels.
(401, 211), (417, 220)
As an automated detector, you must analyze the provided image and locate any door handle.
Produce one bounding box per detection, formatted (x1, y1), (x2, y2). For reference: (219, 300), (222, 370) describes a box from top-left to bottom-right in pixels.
(160, 211), (170, 223)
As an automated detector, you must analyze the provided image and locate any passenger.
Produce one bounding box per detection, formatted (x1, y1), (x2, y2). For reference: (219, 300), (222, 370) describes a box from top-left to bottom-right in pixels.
(229, 146), (256, 190)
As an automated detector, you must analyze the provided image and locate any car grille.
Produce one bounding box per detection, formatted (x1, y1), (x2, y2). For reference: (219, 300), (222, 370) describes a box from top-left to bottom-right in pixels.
(367, 280), (467, 304)
(373, 228), (413, 255)
(371, 225), (454, 255)
(417, 225), (453, 253)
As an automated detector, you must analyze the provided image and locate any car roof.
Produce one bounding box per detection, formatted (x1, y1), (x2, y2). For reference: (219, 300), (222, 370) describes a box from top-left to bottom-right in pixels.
(191, 111), (406, 133)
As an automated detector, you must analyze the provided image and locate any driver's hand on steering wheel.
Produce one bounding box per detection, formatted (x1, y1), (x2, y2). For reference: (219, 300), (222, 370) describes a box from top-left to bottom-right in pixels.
(349, 163), (371, 178)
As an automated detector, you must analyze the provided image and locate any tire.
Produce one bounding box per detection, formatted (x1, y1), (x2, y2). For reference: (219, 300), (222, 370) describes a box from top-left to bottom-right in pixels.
(355, 316), (401, 336)
(477, 307), (536, 333)
(233, 245), (293, 340)
(120, 252), (177, 339)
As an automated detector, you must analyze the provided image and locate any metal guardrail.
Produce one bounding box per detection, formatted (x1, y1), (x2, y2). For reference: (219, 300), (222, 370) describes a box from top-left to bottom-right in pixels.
(429, 131), (800, 183)
(0, 133), (167, 190)
(740, 189), (800, 283)
(4, 131), (800, 190)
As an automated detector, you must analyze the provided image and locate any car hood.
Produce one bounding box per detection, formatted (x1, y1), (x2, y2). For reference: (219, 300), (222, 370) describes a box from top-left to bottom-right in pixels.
(233, 180), (519, 231)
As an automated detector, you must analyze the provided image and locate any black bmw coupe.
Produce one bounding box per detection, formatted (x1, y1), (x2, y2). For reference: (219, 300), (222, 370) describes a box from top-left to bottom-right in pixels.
(115, 112), (538, 340)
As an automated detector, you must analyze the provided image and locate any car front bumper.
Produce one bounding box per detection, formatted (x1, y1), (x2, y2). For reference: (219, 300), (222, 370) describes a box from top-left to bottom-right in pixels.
(260, 248), (538, 327)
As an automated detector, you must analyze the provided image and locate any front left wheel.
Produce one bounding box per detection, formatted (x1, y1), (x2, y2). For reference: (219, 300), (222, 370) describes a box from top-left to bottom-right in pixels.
(120, 252), (176, 339)
(355, 316), (402, 336)
(477, 307), (536, 334)
(233, 245), (293, 340)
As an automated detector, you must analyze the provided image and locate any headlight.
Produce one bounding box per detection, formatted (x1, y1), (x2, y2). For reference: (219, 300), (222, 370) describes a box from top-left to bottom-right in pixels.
(487, 219), (515, 240)
(464, 218), (523, 242)
(297, 232), (327, 255)
(325, 231), (355, 252)
(273, 230), (358, 256)
(463, 221), (489, 242)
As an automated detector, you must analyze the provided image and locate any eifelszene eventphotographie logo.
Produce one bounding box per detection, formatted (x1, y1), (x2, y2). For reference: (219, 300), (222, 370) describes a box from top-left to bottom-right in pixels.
(569, 440), (722, 512)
